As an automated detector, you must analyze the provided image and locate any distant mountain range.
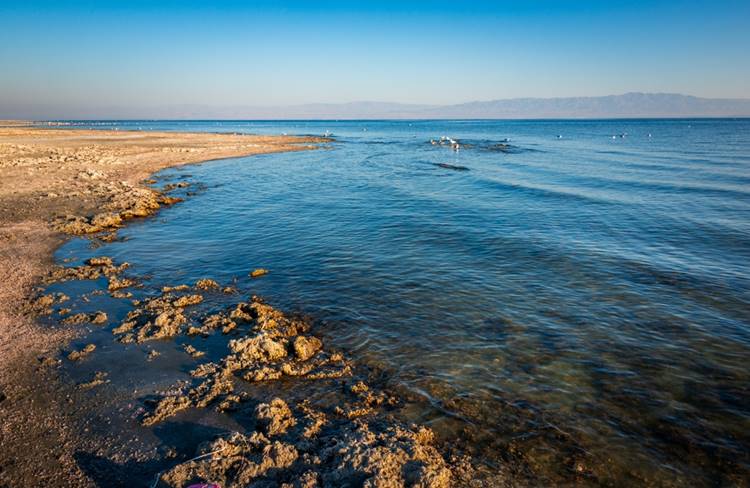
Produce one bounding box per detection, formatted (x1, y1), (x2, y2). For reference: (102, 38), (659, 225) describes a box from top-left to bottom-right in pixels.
(211, 93), (750, 119)
(5, 93), (750, 120)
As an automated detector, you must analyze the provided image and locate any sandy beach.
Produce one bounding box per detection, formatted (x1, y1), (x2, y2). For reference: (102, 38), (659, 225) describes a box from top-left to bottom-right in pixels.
(0, 125), (327, 485)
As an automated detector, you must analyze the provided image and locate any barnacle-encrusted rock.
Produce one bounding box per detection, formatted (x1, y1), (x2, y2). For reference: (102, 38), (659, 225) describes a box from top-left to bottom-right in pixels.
(291, 335), (322, 361)
(195, 278), (219, 290)
(255, 398), (296, 435)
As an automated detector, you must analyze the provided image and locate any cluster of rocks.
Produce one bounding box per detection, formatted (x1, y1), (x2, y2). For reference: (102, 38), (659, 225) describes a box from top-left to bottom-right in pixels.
(113, 291), (201, 344)
(61, 311), (107, 326)
(45, 256), (131, 289)
(157, 397), (460, 488)
(54, 184), (181, 236)
(35, 180), (477, 487)
(27, 291), (69, 315)
(141, 296), (352, 426)
(130, 293), (472, 487)
(37, 253), (471, 486)
(67, 343), (96, 361)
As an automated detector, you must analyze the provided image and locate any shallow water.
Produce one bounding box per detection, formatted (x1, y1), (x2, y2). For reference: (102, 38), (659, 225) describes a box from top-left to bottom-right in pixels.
(55, 119), (750, 485)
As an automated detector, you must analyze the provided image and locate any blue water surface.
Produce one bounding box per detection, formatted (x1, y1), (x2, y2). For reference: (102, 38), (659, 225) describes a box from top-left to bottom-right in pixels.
(56, 119), (750, 484)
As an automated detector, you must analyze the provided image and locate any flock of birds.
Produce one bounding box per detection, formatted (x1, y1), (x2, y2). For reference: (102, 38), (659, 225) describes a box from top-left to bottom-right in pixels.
(430, 135), (461, 151)
(556, 132), (653, 139)
(311, 130), (654, 151)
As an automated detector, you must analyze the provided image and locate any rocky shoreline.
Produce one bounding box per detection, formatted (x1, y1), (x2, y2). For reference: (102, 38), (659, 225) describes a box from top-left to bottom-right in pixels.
(23, 180), (488, 487)
(46, 252), (471, 486)
(0, 125), (329, 486)
(0, 125), (498, 487)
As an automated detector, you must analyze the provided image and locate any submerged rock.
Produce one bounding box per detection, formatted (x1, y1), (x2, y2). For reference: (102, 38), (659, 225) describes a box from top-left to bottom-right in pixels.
(163, 181), (190, 191)
(162, 284), (190, 293)
(434, 162), (470, 171)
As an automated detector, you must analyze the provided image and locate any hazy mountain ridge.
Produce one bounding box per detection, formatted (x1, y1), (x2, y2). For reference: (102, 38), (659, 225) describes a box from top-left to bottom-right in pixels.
(5, 93), (750, 119)
(426, 93), (750, 118)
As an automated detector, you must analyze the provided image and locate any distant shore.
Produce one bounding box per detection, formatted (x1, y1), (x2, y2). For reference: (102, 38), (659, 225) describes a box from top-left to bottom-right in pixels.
(0, 124), (326, 484)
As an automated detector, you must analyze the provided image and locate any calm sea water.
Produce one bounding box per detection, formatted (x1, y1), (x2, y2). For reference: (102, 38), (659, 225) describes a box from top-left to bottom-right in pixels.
(55, 119), (750, 485)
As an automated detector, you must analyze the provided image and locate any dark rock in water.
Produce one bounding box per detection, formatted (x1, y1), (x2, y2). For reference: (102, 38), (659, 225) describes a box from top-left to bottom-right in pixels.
(434, 163), (470, 171)
(487, 143), (512, 152)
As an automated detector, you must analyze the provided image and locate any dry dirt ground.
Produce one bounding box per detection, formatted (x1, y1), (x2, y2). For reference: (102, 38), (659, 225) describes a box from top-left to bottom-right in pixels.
(0, 125), (325, 486)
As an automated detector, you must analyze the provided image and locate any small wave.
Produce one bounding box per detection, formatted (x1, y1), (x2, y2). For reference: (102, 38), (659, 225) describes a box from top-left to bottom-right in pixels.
(478, 177), (616, 205)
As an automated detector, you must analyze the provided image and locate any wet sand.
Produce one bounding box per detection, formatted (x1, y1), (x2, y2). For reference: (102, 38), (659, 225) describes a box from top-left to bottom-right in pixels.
(0, 125), (327, 485)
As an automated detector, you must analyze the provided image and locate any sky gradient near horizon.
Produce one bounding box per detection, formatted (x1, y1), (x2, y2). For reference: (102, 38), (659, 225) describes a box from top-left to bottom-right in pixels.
(1, 1), (749, 117)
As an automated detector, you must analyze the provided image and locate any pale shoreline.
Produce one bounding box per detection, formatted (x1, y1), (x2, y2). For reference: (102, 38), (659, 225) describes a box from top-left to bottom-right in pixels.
(0, 124), (327, 484)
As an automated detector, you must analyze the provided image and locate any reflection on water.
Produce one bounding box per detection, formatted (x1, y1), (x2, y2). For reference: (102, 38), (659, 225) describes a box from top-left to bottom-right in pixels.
(55, 119), (750, 485)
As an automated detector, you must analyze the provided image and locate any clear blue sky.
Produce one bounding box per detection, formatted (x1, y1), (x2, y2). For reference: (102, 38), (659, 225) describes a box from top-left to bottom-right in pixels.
(1, 0), (749, 113)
